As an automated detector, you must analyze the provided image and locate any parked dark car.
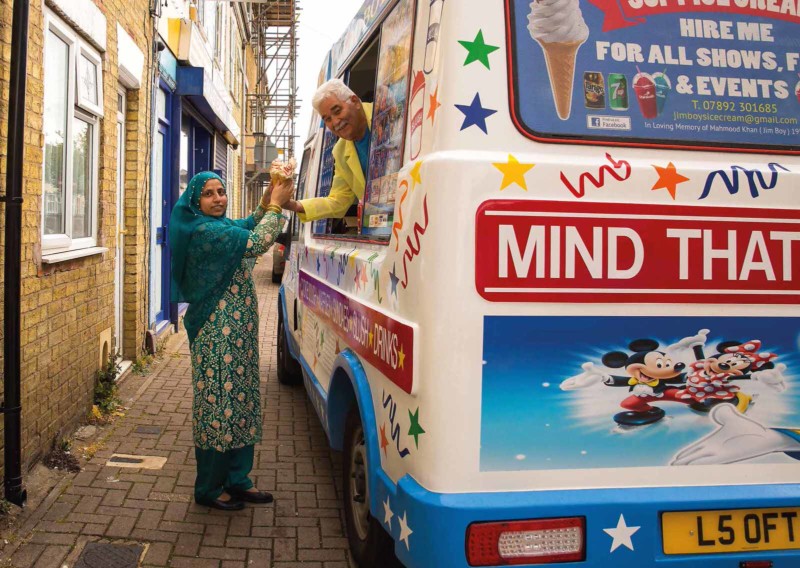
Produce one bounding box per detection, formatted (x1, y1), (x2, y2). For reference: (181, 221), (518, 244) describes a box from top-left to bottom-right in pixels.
(271, 215), (292, 283)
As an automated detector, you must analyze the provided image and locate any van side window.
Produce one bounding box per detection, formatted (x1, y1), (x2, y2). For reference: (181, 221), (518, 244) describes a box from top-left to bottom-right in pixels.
(361, 0), (416, 238)
(293, 147), (311, 240)
(312, 38), (380, 237)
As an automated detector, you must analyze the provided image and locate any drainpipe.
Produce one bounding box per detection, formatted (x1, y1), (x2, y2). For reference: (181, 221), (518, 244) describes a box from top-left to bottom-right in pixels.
(2, 0), (30, 508)
(241, 38), (247, 218)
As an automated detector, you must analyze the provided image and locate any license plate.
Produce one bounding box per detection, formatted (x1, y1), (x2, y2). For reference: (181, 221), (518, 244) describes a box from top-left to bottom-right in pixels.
(662, 507), (800, 555)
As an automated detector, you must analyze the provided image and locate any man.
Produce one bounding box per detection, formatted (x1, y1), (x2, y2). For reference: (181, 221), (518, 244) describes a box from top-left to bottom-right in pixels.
(284, 78), (373, 222)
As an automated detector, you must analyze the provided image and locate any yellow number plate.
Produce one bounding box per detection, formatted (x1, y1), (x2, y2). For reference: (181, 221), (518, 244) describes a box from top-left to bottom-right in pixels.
(662, 507), (800, 554)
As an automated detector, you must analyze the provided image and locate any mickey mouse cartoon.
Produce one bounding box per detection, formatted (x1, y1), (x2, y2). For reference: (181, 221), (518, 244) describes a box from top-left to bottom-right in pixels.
(561, 339), (690, 426)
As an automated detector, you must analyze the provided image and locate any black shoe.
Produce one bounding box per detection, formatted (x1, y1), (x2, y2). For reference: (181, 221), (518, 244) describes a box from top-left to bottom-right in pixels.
(228, 487), (274, 504)
(613, 407), (665, 426)
(199, 497), (245, 511)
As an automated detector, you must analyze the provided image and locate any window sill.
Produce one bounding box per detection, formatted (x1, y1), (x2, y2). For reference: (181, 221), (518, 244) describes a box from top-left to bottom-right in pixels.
(41, 246), (108, 264)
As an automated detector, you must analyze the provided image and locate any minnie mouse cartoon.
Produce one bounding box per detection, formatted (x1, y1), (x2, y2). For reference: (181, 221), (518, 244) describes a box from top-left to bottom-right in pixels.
(675, 335), (786, 413)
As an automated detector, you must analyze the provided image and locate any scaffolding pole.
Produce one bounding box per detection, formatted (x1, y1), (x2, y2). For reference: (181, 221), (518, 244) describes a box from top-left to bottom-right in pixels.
(244, 0), (299, 208)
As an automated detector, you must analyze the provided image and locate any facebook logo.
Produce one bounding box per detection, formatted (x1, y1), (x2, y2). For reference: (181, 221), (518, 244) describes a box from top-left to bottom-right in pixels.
(590, 117), (601, 127)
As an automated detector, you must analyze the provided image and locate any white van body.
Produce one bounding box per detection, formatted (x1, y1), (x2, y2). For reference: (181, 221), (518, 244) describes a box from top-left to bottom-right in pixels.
(278, 0), (800, 566)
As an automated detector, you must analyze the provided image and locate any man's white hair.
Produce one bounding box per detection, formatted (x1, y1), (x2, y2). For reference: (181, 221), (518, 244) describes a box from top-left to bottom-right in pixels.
(312, 78), (357, 112)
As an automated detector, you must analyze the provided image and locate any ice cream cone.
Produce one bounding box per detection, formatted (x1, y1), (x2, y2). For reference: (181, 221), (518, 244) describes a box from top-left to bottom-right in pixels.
(537, 39), (583, 120)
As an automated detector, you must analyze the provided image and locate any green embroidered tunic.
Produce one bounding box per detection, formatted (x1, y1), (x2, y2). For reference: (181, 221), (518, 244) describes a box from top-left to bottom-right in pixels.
(189, 207), (284, 451)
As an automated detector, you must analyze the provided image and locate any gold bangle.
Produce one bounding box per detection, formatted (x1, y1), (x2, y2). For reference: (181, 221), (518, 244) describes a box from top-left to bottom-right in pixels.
(266, 204), (282, 214)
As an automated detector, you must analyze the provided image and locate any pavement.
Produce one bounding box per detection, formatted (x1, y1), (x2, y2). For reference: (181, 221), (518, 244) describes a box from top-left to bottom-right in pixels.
(0, 257), (355, 568)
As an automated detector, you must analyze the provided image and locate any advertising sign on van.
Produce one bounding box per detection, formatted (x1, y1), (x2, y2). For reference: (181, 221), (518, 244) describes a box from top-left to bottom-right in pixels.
(299, 271), (415, 393)
(476, 199), (800, 304)
(506, 0), (800, 150)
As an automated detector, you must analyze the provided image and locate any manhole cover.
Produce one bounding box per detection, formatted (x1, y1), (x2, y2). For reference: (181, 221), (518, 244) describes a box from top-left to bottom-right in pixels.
(134, 425), (162, 434)
(105, 454), (167, 469)
(75, 543), (143, 568)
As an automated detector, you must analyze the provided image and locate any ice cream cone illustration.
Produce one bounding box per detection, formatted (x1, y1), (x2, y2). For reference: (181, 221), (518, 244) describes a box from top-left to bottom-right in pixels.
(537, 39), (583, 119)
(528, 0), (589, 120)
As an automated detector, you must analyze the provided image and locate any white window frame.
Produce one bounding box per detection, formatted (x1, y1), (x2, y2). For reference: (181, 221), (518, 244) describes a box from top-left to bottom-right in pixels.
(76, 44), (104, 117)
(41, 9), (103, 255)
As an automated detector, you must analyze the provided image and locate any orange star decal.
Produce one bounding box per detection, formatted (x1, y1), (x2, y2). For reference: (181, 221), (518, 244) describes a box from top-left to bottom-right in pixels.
(651, 162), (690, 200)
(380, 423), (389, 456)
(427, 86), (442, 124)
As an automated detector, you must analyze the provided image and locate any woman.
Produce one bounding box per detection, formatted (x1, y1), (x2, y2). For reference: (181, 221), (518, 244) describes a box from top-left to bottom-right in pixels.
(169, 171), (293, 511)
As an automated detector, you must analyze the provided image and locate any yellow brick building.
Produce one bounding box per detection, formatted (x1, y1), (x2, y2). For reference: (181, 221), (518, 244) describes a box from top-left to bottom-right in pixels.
(0, 0), (262, 480)
(0, 0), (154, 473)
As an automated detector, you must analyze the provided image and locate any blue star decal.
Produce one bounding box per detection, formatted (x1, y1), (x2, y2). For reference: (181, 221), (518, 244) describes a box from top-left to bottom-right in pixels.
(389, 263), (400, 297)
(316, 255), (321, 273)
(455, 93), (497, 134)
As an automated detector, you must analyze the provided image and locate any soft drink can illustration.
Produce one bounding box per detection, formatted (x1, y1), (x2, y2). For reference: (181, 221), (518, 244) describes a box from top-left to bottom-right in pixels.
(583, 71), (605, 109)
(608, 73), (628, 111)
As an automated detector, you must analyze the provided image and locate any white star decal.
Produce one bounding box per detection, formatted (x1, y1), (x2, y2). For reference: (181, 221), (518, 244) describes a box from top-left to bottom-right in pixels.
(398, 511), (413, 550)
(383, 497), (394, 530)
(603, 514), (640, 552)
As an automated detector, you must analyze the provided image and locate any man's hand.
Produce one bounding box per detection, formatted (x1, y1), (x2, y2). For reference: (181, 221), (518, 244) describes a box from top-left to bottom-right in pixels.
(284, 199), (305, 214)
(560, 362), (611, 390)
(269, 179), (295, 208)
(671, 404), (796, 465)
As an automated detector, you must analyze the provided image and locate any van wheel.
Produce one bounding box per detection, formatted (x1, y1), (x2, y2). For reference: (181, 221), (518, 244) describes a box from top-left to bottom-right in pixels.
(343, 408), (399, 567)
(277, 308), (302, 386)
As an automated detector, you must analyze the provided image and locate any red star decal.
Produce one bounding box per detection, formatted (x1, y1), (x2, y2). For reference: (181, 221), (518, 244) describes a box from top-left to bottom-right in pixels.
(379, 423), (389, 456)
(651, 162), (690, 200)
(427, 86), (442, 124)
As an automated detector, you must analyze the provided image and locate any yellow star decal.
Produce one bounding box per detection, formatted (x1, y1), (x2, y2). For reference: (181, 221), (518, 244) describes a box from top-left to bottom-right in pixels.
(651, 162), (690, 200)
(369, 330), (374, 347)
(348, 250), (358, 267)
(493, 154), (534, 191)
(397, 344), (406, 370)
(409, 161), (422, 188)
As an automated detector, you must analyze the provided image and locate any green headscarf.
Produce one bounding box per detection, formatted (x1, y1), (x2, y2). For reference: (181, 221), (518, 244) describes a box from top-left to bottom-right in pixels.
(169, 172), (257, 344)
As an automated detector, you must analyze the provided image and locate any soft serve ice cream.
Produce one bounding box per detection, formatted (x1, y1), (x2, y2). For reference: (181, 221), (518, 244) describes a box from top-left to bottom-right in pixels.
(269, 157), (297, 184)
(528, 0), (589, 120)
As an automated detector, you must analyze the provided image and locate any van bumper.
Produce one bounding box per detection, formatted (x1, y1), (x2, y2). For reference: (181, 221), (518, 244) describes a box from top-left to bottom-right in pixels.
(378, 474), (800, 568)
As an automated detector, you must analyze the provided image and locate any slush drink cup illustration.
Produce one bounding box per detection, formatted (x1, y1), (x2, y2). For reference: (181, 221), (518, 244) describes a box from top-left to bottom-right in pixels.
(633, 71), (658, 120)
(653, 71), (671, 115)
(528, 0), (589, 120)
(795, 74), (800, 103)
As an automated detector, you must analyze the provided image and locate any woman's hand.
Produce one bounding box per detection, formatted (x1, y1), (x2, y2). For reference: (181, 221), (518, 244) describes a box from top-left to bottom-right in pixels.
(259, 185), (272, 208)
(269, 178), (294, 208)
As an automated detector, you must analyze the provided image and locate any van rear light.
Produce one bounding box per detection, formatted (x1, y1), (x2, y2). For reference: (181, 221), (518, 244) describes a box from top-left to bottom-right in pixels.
(740, 562), (773, 568)
(466, 517), (585, 566)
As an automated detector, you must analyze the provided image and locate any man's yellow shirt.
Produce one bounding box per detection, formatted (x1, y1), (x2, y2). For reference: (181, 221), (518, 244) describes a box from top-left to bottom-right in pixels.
(298, 102), (374, 223)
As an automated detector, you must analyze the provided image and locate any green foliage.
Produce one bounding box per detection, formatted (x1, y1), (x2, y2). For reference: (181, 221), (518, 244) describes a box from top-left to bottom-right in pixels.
(132, 354), (154, 375)
(94, 353), (122, 415)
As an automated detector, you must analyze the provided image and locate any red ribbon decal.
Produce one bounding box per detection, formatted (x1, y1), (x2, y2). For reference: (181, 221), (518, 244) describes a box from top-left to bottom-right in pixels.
(586, 0), (800, 32)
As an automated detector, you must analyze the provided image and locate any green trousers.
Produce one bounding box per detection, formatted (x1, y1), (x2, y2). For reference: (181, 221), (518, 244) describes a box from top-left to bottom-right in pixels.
(194, 444), (255, 504)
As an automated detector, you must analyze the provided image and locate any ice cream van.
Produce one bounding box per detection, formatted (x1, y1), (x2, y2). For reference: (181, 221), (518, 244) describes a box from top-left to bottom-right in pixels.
(276, 0), (800, 566)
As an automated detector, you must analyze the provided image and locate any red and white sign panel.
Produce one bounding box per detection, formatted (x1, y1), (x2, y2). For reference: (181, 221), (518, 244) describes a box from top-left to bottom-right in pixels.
(299, 271), (414, 393)
(476, 200), (800, 304)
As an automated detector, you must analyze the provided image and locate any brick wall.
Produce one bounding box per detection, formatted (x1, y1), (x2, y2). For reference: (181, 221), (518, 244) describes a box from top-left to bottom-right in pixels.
(0, 0), (154, 473)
